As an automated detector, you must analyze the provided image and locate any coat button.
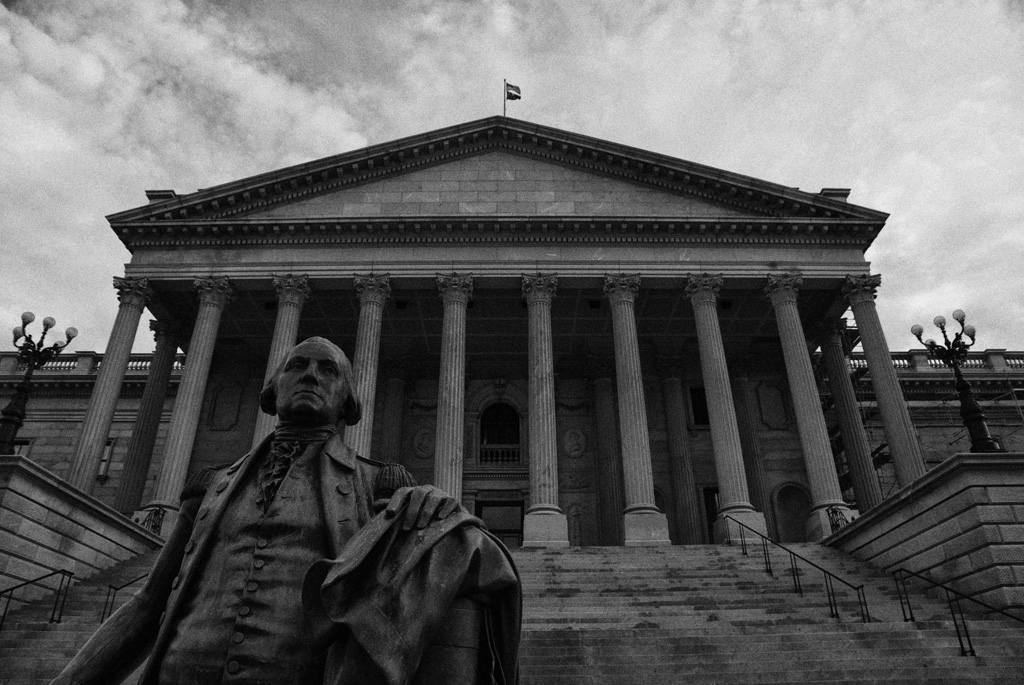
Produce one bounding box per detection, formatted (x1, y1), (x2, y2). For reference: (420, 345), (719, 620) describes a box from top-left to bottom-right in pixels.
(198, 508), (209, 520)
(185, 540), (196, 554)
(216, 482), (228, 493)
(238, 606), (251, 617)
(336, 482), (351, 495)
(246, 581), (259, 592)
(171, 576), (180, 589)
(232, 632), (244, 644)
(256, 538), (268, 549)
(227, 661), (240, 674)
(253, 559), (265, 569)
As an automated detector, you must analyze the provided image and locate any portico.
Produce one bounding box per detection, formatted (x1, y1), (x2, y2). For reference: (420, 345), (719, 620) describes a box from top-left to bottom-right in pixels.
(66, 117), (923, 544)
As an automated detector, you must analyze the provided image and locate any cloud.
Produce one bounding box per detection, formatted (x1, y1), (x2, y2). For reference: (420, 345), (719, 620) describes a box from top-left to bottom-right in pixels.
(1, 0), (1022, 353)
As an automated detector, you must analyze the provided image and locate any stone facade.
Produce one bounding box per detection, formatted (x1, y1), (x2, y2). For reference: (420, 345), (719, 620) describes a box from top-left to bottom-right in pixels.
(2, 118), (1022, 567)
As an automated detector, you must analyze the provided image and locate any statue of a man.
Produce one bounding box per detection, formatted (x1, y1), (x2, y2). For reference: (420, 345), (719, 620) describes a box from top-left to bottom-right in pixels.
(53, 337), (520, 684)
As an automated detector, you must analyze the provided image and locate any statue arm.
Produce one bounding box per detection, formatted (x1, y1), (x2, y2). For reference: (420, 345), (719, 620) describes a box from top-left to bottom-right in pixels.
(49, 498), (200, 685)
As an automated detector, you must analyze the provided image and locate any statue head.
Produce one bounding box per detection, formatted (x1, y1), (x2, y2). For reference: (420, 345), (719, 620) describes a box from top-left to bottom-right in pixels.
(259, 337), (361, 426)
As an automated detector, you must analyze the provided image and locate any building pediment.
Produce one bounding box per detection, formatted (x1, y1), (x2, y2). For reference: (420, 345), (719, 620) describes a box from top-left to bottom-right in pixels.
(108, 117), (887, 227)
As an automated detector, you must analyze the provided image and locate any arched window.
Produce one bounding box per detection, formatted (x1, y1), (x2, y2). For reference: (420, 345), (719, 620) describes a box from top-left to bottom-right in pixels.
(479, 403), (520, 464)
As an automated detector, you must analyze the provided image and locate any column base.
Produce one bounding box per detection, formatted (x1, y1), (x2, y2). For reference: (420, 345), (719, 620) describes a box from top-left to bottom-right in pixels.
(623, 509), (671, 546)
(713, 508), (768, 545)
(807, 503), (858, 542)
(522, 509), (570, 547)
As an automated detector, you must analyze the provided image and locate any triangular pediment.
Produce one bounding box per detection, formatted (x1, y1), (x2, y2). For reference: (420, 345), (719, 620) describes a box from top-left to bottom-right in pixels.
(108, 117), (887, 225)
(246, 151), (751, 220)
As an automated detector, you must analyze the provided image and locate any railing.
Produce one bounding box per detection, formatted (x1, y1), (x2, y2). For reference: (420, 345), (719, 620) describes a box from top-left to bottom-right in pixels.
(725, 516), (870, 623)
(479, 444), (520, 464)
(893, 568), (1024, 657)
(0, 569), (74, 634)
(101, 573), (148, 622)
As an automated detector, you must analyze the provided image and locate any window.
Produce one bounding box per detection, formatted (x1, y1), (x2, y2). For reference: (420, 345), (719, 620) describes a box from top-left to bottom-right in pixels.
(479, 403), (520, 464)
(689, 387), (710, 426)
(97, 439), (115, 482)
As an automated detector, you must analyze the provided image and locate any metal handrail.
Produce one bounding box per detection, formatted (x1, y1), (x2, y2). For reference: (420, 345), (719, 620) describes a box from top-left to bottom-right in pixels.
(724, 516), (870, 623)
(893, 567), (1024, 657)
(0, 569), (74, 633)
(101, 573), (149, 622)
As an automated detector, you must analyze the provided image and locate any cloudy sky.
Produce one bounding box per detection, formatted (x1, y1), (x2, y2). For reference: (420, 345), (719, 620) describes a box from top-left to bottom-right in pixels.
(1, 0), (1022, 355)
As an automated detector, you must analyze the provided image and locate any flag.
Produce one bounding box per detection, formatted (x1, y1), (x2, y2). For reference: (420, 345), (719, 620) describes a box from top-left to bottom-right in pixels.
(505, 82), (521, 101)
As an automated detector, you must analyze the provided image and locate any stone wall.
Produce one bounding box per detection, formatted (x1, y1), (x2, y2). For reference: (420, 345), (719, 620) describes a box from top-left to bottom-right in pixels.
(0, 455), (163, 603)
(825, 452), (1024, 612)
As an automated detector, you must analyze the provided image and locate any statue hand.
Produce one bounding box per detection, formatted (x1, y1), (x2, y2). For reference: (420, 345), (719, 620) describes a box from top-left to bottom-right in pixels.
(384, 485), (461, 531)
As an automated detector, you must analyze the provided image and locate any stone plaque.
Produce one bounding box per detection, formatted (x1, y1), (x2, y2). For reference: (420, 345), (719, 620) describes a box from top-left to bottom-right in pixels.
(562, 429), (586, 459)
(413, 427), (435, 459)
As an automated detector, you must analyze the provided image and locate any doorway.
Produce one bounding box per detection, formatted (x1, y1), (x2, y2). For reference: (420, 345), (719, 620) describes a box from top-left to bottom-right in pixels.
(475, 501), (524, 548)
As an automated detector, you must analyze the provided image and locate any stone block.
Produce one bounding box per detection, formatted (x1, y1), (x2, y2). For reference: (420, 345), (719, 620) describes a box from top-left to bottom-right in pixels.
(522, 511), (569, 548)
(624, 510), (671, 546)
(459, 202), (498, 214)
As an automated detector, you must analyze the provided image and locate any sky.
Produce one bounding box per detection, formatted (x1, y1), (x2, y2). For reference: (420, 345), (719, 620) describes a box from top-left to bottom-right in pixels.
(1, 0), (1022, 355)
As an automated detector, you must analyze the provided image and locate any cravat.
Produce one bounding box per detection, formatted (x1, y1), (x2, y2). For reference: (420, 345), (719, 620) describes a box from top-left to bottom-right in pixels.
(257, 440), (301, 512)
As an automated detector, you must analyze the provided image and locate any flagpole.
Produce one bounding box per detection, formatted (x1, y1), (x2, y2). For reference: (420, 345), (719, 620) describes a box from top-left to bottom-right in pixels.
(503, 79), (506, 117)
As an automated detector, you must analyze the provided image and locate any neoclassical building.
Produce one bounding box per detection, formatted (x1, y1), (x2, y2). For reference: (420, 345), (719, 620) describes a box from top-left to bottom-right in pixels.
(18, 117), (1016, 548)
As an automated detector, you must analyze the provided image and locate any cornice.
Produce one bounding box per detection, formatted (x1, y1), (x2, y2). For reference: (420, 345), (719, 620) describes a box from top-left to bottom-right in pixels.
(108, 117), (887, 230)
(114, 216), (883, 251)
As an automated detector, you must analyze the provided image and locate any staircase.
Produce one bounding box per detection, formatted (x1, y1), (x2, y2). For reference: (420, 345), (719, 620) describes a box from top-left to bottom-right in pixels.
(2, 544), (1022, 684)
(514, 545), (1024, 684)
(0, 551), (158, 685)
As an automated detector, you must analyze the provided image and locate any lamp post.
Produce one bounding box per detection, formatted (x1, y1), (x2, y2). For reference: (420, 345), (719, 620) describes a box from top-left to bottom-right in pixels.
(0, 312), (77, 455)
(911, 310), (1003, 453)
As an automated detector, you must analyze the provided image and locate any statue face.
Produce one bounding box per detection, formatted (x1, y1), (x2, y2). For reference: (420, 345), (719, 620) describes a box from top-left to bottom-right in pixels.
(274, 339), (352, 425)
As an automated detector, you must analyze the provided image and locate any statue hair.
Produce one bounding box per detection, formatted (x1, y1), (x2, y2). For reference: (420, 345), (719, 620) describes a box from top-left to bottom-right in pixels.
(259, 337), (362, 425)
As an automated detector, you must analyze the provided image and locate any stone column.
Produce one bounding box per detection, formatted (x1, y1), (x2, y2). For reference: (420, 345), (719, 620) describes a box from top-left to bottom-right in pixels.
(730, 372), (775, 536)
(659, 361), (704, 545)
(378, 358), (409, 464)
(590, 363), (625, 545)
(685, 274), (766, 542)
(434, 273), (472, 500)
(765, 274), (853, 540)
(820, 319), (883, 511)
(345, 274), (391, 458)
(843, 274), (925, 487)
(68, 276), (152, 493)
(522, 274), (569, 546)
(114, 320), (180, 513)
(151, 277), (234, 512)
(603, 274), (670, 545)
(252, 275), (312, 446)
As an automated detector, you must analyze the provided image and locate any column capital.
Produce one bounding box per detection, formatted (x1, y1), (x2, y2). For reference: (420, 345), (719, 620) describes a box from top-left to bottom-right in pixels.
(685, 273), (724, 304)
(436, 273), (473, 304)
(764, 273), (803, 306)
(272, 274), (312, 307)
(113, 276), (152, 308)
(354, 273), (391, 305)
(842, 273), (882, 305)
(149, 319), (186, 346)
(522, 273), (558, 304)
(603, 273), (640, 303)
(194, 276), (235, 307)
